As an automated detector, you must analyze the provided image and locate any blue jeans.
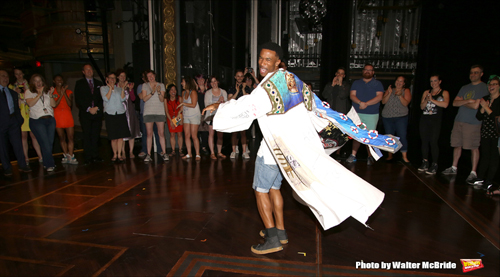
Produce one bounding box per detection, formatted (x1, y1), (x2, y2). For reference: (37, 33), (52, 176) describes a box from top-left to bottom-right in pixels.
(382, 116), (408, 152)
(253, 155), (283, 193)
(139, 113), (161, 153)
(30, 117), (56, 167)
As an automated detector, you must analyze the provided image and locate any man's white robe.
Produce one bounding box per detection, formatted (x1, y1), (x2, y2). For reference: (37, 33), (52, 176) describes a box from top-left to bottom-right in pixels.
(213, 69), (392, 230)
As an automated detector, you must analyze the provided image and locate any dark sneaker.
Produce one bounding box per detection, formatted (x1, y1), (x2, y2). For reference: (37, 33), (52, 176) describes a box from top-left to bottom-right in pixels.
(4, 168), (13, 176)
(367, 156), (375, 166)
(259, 229), (288, 244)
(346, 154), (357, 163)
(19, 166), (32, 173)
(442, 166), (457, 175)
(418, 160), (429, 172)
(251, 236), (283, 255)
(426, 163), (437, 175)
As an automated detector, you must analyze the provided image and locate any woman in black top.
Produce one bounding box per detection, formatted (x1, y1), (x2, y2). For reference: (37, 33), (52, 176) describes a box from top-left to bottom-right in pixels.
(476, 75), (500, 194)
(418, 75), (450, 174)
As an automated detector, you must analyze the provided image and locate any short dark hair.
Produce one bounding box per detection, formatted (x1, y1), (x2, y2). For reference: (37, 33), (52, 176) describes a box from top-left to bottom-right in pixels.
(259, 42), (283, 60)
(82, 63), (92, 71)
(195, 73), (206, 80)
(430, 74), (441, 81)
(115, 68), (126, 78)
(471, 64), (484, 73)
(235, 69), (244, 75)
(52, 74), (64, 86)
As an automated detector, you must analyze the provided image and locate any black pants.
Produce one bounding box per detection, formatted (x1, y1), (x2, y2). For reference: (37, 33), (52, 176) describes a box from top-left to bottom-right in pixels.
(420, 115), (441, 163)
(478, 137), (499, 181)
(80, 115), (102, 162)
(0, 117), (27, 170)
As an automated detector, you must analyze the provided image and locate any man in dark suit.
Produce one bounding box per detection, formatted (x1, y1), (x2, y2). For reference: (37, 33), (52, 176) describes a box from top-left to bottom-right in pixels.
(0, 69), (31, 176)
(74, 64), (104, 165)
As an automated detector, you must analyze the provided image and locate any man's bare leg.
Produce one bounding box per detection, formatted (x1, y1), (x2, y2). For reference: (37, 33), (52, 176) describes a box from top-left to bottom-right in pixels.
(471, 148), (479, 172)
(269, 189), (284, 230)
(255, 191), (275, 228)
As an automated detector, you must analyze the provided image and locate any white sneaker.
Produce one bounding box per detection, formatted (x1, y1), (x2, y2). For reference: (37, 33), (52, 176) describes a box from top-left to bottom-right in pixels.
(235, 147), (239, 154)
(69, 154), (79, 165)
(242, 153), (250, 159)
(47, 167), (55, 172)
(144, 154), (152, 162)
(61, 154), (69, 164)
(230, 152), (236, 159)
(161, 152), (169, 161)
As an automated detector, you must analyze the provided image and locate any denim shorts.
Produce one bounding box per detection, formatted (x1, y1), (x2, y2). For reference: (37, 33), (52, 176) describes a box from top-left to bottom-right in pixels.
(252, 155), (283, 193)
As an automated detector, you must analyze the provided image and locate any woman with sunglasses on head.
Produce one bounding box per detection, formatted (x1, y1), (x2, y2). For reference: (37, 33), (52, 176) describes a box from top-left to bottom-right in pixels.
(25, 74), (56, 171)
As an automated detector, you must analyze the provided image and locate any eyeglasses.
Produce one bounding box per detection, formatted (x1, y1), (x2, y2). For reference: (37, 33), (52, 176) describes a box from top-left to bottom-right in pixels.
(363, 69), (374, 72)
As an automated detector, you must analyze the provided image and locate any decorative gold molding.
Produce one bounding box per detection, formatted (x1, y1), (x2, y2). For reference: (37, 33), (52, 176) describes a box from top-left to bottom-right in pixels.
(163, 0), (176, 86)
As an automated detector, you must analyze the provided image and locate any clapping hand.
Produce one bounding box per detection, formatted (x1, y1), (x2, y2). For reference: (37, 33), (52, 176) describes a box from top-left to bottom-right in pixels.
(48, 86), (55, 97)
(388, 85), (393, 94)
(479, 98), (489, 108)
(218, 95), (224, 103)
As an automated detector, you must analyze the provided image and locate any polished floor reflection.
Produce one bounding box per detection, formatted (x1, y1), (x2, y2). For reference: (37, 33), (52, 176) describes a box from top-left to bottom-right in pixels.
(0, 140), (498, 276)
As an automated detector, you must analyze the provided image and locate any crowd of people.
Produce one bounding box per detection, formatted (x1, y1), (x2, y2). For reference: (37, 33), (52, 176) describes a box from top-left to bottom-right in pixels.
(0, 65), (259, 172)
(319, 64), (499, 195)
(1, 62), (498, 195)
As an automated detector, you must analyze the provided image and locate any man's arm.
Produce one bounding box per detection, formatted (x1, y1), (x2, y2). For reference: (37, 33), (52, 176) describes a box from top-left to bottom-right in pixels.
(208, 86), (272, 133)
(365, 90), (383, 106)
(338, 82), (351, 100)
(74, 80), (86, 110)
(350, 90), (361, 105)
(453, 96), (480, 109)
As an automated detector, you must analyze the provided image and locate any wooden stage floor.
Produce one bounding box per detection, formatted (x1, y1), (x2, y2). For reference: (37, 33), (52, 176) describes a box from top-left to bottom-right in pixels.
(0, 140), (499, 276)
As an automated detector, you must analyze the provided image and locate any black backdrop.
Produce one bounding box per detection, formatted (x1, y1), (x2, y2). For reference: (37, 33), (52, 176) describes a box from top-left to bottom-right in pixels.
(322, 0), (500, 171)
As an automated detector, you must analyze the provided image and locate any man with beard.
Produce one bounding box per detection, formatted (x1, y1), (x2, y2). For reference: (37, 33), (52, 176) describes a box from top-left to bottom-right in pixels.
(347, 64), (384, 165)
(441, 65), (488, 184)
(203, 43), (392, 255)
